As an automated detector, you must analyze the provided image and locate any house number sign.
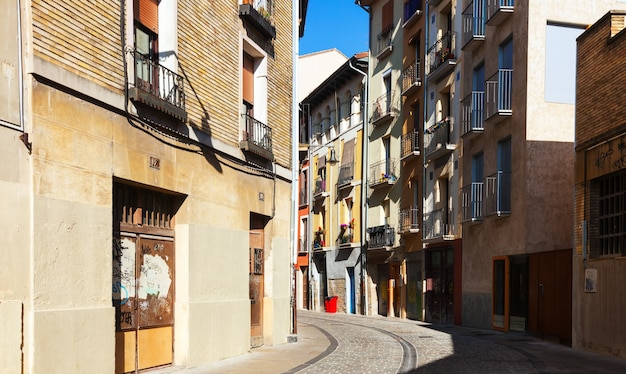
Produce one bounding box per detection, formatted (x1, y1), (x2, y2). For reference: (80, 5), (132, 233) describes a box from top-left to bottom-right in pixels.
(150, 156), (161, 170)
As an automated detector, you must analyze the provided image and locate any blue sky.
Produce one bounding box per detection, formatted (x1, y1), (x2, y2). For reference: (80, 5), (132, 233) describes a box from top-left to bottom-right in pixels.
(299, 1), (369, 58)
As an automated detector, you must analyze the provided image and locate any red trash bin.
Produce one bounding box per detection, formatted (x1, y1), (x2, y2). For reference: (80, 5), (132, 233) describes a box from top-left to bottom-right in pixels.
(325, 296), (338, 313)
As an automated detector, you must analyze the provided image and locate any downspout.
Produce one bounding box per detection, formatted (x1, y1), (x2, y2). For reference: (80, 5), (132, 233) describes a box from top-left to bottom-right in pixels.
(354, 1), (371, 316)
(423, 1), (430, 322)
(290, 0), (299, 336)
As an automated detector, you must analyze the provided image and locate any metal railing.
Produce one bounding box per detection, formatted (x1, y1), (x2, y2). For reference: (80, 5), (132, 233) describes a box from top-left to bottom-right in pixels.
(132, 50), (185, 110)
(485, 69), (512, 119)
(369, 159), (398, 187)
(424, 117), (451, 156)
(484, 171), (511, 216)
(462, 0), (485, 46)
(461, 91), (484, 136)
(401, 129), (420, 158)
(376, 28), (393, 56)
(423, 208), (457, 239)
(241, 114), (273, 153)
(399, 207), (420, 233)
(462, 182), (484, 222)
(313, 176), (326, 197)
(371, 91), (395, 124)
(427, 31), (456, 74)
(402, 61), (421, 94)
(367, 224), (396, 248)
(487, 0), (514, 21)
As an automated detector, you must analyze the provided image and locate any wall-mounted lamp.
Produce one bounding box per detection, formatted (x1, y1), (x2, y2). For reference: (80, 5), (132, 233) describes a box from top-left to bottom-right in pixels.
(328, 146), (339, 165)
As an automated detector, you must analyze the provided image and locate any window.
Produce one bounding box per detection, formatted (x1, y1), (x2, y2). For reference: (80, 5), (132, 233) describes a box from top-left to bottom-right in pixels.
(594, 170), (626, 257)
(471, 152), (484, 219)
(134, 0), (159, 92)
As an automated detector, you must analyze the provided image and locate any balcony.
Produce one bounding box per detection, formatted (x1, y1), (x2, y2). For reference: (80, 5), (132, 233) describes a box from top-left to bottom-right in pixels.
(461, 91), (484, 138)
(299, 238), (308, 254)
(337, 162), (355, 190)
(402, 61), (422, 97)
(403, 0), (423, 28)
(369, 159), (398, 189)
(429, 0), (443, 7)
(399, 207), (420, 234)
(462, 1), (486, 51)
(401, 129), (420, 161)
(423, 208), (457, 241)
(239, 1), (276, 39)
(299, 186), (309, 207)
(338, 225), (357, 249)
(240, 114), (273, 160)
(313, 176), (329, 199)
(462, 182), (484, 222)
(424, 117), (455, 163)
(427, 31), (456, 82)
(484, 171), (511, 216)
(486, 0), (514, 26)
(376, 28), (393, 60)
(367, 224), (396, 250)
(485, 69), (512, 124)
(371, 91), (397, 127)
(128, 50), (186, 121)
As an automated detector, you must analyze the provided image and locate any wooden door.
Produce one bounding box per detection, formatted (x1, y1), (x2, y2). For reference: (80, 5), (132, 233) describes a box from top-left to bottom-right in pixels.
(492, 256), (509, 331)
(536, 249), (572, 345)
(249, 230), (264, 347)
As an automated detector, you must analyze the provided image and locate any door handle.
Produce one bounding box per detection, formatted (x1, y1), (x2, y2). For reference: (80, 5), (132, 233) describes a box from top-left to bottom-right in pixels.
(539, 283), (544, 295)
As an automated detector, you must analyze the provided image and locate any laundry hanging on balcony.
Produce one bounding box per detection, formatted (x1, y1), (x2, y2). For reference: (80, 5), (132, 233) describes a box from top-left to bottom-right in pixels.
(424, 117), (450, 134)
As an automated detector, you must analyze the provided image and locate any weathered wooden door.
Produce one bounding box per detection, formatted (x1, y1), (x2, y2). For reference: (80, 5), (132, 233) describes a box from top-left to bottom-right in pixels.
(249, 229), (264, 347)
(114, 235), (175, 373)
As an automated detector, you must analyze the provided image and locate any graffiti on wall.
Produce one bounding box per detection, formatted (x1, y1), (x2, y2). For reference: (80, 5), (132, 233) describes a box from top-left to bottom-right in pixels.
(589, 134), (626, 179)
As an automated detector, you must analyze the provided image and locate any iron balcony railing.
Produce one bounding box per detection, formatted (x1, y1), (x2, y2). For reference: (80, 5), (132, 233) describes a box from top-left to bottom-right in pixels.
(401, 129), (420, 159)
(399, 207), (420, 233)
(369, 159), (398, 187)
(423, 208), (457, 240)
(132, 50), (185, 110)
(485, 69), (513, 120)
(403, 0), (423, 23)
(241, 114), (273, 153)
(484, 171), (511, 216)
(461, 91), (484, 136)
(371, 91), (396, 124)
(487, 0), (514, 24)
(313, 176), (327, 197)
(337, 163), (354, 187)
(367, 224), (396, 249)
(462, 182), (484, 222)
(402, 61), (422, 95)
(299, 184), (309, 206)
(462, 0), (486, 48)
(376, 28), (393, 57)
(427, 31), (456, 74)
(299, 238), (308, 254)
(424, 117), (452, 156)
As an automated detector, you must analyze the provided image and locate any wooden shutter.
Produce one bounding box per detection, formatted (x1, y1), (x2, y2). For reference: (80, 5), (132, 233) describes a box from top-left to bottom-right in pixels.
(243, 53), (255, 105)
(134, 0), (158, 33)
(382, 1), (394, 33)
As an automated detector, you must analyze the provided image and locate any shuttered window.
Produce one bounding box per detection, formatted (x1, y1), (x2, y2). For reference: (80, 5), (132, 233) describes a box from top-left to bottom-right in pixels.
(382, 1), (394, 33)
(134, 0), (158, 33)
(243, 53), (255, 105)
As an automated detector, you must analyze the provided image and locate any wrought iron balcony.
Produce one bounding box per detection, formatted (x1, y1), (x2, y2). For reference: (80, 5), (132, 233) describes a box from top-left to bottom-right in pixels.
(238, 1), (276, 39)
(424, 117), (454, 163)
(376, 28), (393, 59)
(462, 0), (486, 51)
(485, 69), (512, 123)
(367, 224), (396, 249)
(369, 159), (397, 189)
(338, 226), (355, 248)
(399, 206), (420, 234)
(313, 176), (328, 199)
(461, 91), (484, 138)
(486, 0), (514, 26)
(423, 208), (457, 241)
(128, 50), (186, 121)
(402, 61), (422, 97)
(337, 163), (354, 189)
(403, 0), (423, 28)
(240, 114), (273, 160)
(427, 31), (456, 82)
(299, 185), (309, 207)
(484, 171), (511, 216)
(371, 91), (397, 127)
(462, 182), (484, 222)
(401, 129), (420, 161)
(299, 238), (308, 254)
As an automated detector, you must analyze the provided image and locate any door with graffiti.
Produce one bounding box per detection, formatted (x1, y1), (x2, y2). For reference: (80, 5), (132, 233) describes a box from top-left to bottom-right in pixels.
(113, 235), (175, 373)
(249, 229), (264, 347)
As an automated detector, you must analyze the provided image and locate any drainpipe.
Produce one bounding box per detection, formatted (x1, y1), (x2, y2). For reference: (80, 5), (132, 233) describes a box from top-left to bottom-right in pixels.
(290, 0), (299, 337)
(423, 1), (430, 322)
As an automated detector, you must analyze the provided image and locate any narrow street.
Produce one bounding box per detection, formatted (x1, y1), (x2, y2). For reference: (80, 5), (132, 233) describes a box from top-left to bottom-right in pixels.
(183, 309), (626, 374)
